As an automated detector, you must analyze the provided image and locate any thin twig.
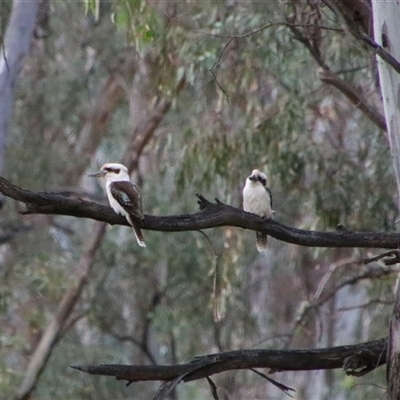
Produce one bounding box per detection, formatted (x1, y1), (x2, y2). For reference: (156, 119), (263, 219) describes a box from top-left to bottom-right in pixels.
(250, 368), (295, 397)
(201, 21), (342, 40)
(363, 250), (400, 265)
(288, 24), (330, 70)
(208, 37), (232, 99)
(201, 23), (275, 39)
(286, 264), (398, 348)
(337, 299), (394, 312)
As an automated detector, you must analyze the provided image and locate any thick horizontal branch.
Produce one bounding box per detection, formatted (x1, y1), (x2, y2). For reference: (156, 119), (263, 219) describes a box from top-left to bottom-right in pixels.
(71, 338), (386, 384)
(1, 176), (400, 248)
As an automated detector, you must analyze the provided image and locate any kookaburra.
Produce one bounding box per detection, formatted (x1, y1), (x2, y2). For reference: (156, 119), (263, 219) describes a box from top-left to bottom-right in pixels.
(88, 163), (146, 247)
(242, 169), (273, 251)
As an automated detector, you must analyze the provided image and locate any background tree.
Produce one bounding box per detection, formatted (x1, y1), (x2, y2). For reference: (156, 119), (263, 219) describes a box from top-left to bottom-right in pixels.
(0, 0), (397, 399)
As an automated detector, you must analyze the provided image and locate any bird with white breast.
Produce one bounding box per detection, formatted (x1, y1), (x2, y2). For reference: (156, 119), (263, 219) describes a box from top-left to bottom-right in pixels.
(88, 163), (146, 247)
(242, 169), (273, 251)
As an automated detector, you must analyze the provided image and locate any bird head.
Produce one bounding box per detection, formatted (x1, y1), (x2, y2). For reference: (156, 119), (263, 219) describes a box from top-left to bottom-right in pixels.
(248, 169), (267, 187)
(88, 163), (130, 183)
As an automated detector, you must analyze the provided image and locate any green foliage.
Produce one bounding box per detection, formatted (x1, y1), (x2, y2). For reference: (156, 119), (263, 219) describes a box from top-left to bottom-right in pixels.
(0, 0), (394, 399)
(112, 0), (163, 52)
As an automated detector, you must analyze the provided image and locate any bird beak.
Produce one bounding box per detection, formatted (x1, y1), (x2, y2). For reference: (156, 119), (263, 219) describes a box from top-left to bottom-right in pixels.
(88, 171), (106, 178)
(249, 175), (256, 182)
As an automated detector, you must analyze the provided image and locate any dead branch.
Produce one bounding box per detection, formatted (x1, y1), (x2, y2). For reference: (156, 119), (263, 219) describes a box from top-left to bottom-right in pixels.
(1, 176), (400, 249)
(70, 337), (387, 384)
(363, 250), (400, 265)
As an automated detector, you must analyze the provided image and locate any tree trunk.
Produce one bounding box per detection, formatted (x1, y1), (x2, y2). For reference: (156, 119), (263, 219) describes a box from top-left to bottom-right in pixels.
(371, 2), (400, 398)
(0, 0), (40, 173)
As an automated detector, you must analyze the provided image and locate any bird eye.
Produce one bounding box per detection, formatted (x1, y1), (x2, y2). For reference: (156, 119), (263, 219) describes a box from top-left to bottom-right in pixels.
(115, 169), (120, 174)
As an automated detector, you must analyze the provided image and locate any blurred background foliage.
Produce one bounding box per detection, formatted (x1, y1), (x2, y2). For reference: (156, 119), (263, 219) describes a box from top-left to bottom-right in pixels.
(0, 0), (396, 399)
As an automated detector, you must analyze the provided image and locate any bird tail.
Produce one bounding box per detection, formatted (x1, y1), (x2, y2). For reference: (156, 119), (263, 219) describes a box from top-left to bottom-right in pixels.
(127, 215), (146, 247)
(256, 232), (268, 252)
(133, 225), (146, 247)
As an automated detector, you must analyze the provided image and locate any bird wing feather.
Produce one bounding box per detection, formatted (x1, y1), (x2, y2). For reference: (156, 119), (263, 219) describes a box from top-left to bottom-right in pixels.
(266, 186), (273, 209)
(110, 181), (144, 220)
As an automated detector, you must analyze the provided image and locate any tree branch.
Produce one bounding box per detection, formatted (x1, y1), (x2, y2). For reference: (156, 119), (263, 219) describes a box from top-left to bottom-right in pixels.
(324, 0), (400, 76)
(359, 33), (400, 75)
(285, 264), (397, 348)
(70, 338), (387, 384)
(286, 15), (387, 132)
(1, 176), (400, 249)
(318, 69), (387, 132)
(14, 222), (107, 400)
(66, 50), (139, 186)
(124, 97), (172, 173)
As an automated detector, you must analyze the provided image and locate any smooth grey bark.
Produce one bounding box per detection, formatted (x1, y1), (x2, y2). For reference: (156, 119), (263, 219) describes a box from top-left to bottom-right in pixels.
(372, 4), (400, 190)
(371, 2), (400, 398)
(0, 0), (40, 173)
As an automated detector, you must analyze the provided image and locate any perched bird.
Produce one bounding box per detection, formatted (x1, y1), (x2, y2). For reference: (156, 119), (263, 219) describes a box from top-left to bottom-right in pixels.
(242, 169), (273, 251)
(88, 163), (146, 247)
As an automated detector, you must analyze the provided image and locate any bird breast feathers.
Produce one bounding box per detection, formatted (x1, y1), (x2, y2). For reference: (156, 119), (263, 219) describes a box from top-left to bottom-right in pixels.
(243, 184), (272, 217)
